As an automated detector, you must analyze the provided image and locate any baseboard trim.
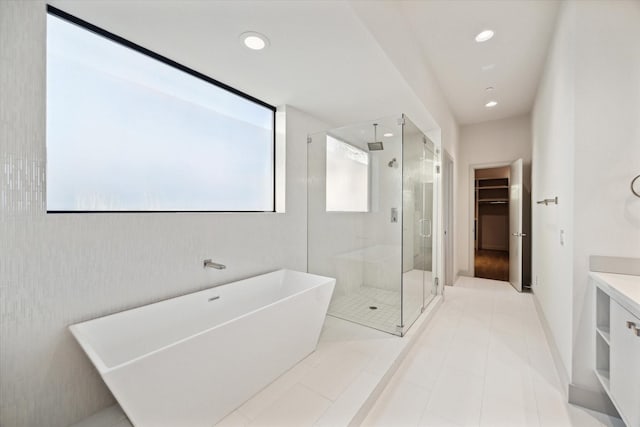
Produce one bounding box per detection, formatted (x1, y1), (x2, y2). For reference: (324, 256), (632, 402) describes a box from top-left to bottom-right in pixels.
(531, 293), (570, 394)
(568, 383), (619, 417)
(456, 270), (472, 278)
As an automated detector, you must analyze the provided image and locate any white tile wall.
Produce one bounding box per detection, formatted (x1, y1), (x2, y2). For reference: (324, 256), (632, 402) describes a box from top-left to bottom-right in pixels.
(0, 2), (327, 426)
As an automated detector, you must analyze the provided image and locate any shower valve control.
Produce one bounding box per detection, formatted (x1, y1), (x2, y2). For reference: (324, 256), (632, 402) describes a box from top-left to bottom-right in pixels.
(391, 208), (398, 223)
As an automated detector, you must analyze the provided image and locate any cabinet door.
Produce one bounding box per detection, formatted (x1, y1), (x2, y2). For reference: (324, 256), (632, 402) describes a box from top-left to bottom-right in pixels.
(610, 300), (640, 427)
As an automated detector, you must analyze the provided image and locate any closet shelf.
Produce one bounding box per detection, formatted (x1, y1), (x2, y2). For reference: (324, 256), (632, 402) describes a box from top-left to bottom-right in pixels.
(475, 185), (509, 190)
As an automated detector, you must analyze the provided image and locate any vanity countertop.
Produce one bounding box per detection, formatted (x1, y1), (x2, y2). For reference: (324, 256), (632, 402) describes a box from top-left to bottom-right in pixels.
(590, 271), (640, 318)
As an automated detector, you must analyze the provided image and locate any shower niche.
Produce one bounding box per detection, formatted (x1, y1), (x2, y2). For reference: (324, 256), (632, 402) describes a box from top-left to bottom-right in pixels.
(307, 114), (439, 336)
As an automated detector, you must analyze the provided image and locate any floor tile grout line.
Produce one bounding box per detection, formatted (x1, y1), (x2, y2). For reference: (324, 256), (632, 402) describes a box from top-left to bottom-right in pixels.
(412, 307), (462, 425)
(475, 286), (498, 427)
(292, 381), (337, 426)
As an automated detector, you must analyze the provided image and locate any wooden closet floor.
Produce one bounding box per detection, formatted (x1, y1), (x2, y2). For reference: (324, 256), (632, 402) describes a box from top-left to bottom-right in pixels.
(474, 250), (509, 281)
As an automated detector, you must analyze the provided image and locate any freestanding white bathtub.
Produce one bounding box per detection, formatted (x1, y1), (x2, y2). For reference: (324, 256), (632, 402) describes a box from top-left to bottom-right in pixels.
(70, 269), (335, 427)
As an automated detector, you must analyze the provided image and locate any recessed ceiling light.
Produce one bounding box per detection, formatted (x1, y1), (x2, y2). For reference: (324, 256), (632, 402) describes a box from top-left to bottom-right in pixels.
(383, 132), (394, 137)
(240, 31), (269, 50)
(485, 100), (498, 108)
(475, 30), (494, 43)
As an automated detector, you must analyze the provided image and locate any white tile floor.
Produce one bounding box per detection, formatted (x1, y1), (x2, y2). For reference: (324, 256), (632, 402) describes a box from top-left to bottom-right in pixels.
(218, 314), (412, 427)
(76, 276), (624, 427)
(362, 276), (625, 427)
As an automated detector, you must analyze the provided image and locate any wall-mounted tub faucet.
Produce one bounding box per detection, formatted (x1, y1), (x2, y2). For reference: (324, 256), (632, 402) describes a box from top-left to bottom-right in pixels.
(204, 259), (226, 270)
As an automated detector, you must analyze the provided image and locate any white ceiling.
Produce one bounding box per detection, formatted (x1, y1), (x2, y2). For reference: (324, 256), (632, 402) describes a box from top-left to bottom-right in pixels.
(399, 0), (560, 125)
(49, 0), (561, 132)
(50, 0), (439, 133)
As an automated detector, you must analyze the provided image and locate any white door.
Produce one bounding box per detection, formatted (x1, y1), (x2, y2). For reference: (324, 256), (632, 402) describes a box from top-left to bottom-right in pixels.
(509, 158), (524, 292)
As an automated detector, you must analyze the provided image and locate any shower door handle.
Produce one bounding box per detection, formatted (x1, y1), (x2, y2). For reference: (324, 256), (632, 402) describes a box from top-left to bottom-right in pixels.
(419, 218), (432, 238)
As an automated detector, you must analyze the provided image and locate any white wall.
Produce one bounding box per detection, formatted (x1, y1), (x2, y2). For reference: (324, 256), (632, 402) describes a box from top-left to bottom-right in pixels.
(0, 3), (327, 426)
(1, 1), (462, 426)
(456, 114), (532, 276)
(532, 0), (640, 403)
(531, 0), (577, 383)
(570, 0), (640, 394)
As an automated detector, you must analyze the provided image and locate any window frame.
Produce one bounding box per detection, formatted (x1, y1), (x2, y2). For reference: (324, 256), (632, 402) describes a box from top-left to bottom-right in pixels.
(46, 5), (277, 214)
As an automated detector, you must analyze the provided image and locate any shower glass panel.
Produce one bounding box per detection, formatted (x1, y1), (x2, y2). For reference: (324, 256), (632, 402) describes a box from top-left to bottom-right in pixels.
(307, 114), (438, 336)
(402, 117), (437, 332)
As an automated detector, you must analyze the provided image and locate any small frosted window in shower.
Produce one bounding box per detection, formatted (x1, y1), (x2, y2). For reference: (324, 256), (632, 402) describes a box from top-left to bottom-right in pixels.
(326, 136), (369, 212)
(46, 8), (275, 212)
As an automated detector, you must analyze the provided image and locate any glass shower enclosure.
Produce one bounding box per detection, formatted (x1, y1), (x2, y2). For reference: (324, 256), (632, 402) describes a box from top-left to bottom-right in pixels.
(307, 114), (439, 336)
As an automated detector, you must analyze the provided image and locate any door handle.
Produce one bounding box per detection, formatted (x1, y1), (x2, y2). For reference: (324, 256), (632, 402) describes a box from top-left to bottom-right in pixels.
(419, 218), (432, 238)
(512, 232), (527, 237)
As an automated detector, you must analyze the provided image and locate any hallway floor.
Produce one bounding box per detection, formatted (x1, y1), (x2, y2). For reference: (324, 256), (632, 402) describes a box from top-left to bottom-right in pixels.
(474, 250), (509, 281)
(362, 276), (623, 427)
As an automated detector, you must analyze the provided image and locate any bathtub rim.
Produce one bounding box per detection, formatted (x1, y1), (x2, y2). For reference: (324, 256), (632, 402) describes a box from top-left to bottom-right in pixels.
(69, 269), (336, 374)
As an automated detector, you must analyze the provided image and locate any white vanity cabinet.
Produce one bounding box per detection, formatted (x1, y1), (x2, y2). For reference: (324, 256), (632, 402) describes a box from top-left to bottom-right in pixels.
(610, 299), (640, 427)
(593, 272), (640, 427)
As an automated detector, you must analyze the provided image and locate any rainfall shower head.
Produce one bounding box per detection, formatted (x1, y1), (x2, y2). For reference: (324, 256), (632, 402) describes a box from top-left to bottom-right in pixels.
(368, 142), (384, 151)
(367, 123), (384, 151)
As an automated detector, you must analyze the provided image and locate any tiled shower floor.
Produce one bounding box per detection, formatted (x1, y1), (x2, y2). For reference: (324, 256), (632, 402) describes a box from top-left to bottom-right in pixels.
(329, 287), (402, 333)
(328, 270), (435, 334)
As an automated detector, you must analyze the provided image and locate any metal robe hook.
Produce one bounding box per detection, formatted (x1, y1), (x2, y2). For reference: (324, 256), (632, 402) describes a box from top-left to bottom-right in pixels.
(204, 259), (226, 270)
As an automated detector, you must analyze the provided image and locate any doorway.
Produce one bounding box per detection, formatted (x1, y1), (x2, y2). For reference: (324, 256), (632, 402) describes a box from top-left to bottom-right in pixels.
(470, 159), (530, 291)
(474, 166), (510, 281)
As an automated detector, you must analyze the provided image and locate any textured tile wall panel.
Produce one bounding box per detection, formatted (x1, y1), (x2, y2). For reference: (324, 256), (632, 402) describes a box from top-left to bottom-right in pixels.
(0, 2), (320, 425)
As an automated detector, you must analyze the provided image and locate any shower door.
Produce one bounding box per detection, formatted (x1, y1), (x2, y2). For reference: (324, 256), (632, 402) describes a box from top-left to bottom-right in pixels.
(401, 116), (437, 333)
(421, 137), (437, 309)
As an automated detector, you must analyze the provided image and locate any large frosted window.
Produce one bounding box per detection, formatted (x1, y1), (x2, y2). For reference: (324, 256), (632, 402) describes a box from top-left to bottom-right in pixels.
(46, 8), (275, 212)
(326, 136), (369, 212)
